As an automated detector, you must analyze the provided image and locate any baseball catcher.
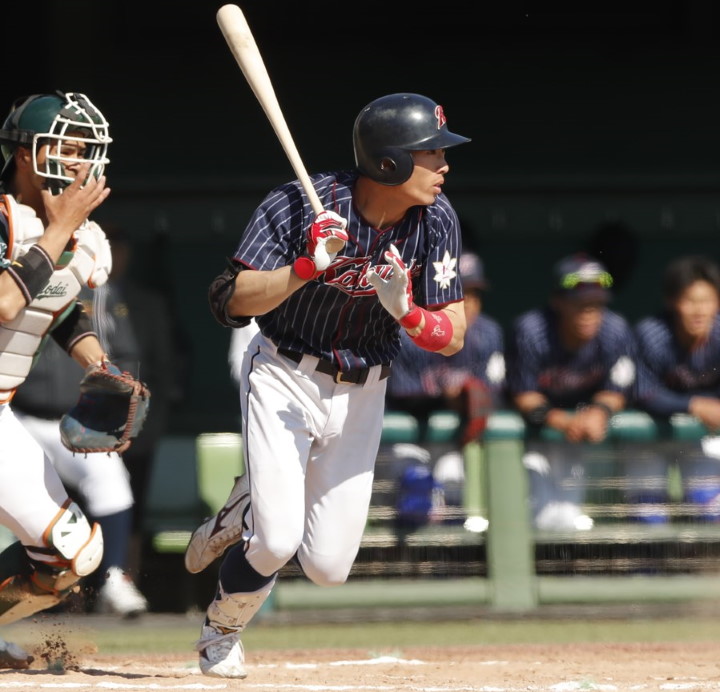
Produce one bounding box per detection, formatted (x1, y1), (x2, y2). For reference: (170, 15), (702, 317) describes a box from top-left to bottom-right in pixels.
(0, 90), (120, 662)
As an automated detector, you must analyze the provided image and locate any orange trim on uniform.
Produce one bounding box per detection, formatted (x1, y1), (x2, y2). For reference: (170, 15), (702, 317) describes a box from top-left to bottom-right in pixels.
(0, 195), (14, 257)
(0, 390), (16, 405)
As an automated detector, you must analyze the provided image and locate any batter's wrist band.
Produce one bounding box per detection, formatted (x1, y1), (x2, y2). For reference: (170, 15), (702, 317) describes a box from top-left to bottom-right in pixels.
(398, 305), (423, 330)
(6, 245), (54, 304)
(292, 256), (321, 281)
(406, 308), (453, 352)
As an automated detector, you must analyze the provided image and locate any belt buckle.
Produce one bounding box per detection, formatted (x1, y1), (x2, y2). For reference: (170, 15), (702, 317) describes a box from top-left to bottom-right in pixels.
(334, 370), (356, 385)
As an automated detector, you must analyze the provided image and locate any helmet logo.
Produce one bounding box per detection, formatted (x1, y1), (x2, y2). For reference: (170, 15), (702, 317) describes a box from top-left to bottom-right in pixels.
(435, 105), (447, 130)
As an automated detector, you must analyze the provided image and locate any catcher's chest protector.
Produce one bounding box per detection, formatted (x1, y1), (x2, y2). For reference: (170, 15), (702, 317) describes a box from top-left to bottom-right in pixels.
(0, 195), (112, 401)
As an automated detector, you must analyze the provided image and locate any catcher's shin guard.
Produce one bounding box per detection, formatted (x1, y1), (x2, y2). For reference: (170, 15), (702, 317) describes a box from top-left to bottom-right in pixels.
(0, 502), (103, 624)
(205, 578), (276, 633)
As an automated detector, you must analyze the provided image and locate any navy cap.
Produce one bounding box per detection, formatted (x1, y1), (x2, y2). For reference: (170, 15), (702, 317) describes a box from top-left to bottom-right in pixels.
(459, 252), (488, 290)
(553, 253), (613, 302)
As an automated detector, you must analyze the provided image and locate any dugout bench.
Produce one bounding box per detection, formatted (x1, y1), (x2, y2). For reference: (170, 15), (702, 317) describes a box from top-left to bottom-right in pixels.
(140, 411), (720, 614)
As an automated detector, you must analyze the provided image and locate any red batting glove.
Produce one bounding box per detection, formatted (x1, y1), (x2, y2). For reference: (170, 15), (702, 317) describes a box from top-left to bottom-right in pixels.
(293, 210), (348, 280)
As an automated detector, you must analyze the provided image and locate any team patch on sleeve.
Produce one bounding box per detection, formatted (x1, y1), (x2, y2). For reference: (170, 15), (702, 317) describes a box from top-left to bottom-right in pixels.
(432, 251), (457, 289)
(610, 355), (636, 388)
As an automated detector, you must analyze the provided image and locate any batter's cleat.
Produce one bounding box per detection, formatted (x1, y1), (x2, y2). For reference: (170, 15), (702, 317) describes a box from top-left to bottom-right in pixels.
(0, 637), (33, 669)
(195, 621), (247, 679)
(95, 567), (148, 618)
(185, 474), (250, 574)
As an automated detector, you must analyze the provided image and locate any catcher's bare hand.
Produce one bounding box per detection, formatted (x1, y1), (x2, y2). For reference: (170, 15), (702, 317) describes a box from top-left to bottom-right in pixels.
(42, 163), (110, 237)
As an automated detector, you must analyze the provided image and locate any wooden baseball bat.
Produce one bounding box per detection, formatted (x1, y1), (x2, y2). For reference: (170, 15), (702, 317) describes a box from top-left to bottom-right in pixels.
(216, 4), (343, 252)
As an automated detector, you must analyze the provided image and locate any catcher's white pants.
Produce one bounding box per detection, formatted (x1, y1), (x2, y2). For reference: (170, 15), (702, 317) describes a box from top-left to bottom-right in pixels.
(240, 333), (386, 586)
(0, 404), (71, 546)
(14, 412), (133, 517)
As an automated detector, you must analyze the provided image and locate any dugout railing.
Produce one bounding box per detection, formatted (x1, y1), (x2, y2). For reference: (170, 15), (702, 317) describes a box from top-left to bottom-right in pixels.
(138, 411), (720, 614)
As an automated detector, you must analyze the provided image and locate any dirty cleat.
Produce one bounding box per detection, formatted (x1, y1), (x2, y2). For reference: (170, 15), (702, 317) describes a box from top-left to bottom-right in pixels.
(185, 475), (250, 574)
(195, 621), (246, 679)
(194, 579), (275, 679)
(0, 637), (33, 669)
(95, 567), (148, 618)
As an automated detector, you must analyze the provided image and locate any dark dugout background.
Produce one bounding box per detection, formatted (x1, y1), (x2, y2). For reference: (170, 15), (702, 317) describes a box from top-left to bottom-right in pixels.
(3, 1), (720, 432)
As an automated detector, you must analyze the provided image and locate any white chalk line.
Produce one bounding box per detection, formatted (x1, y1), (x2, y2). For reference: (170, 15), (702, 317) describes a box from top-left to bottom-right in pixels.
(1, 656), (720, 691)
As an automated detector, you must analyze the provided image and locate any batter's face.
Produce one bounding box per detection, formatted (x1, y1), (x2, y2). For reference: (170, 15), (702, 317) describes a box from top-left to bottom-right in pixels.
(672, 280), (719, 341)
(405, 149), (450, 205)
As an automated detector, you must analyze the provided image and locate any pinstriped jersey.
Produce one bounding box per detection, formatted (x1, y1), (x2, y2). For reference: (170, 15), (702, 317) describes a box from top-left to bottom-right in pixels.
(231, 170), (463, 370)
(635, 312), (720, 416)
(506, 306), (637, 408)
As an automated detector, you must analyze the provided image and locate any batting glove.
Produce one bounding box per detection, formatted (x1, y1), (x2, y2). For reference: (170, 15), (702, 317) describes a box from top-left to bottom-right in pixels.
(293, 210), (348, 280)
(366, 244), (414, 320)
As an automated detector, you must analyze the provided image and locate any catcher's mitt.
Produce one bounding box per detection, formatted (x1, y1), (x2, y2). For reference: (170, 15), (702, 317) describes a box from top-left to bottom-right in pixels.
(60, 361), (151, 454)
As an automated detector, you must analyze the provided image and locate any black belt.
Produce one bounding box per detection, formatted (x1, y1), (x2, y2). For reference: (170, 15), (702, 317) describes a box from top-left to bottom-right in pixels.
(278, 348), (391, 385)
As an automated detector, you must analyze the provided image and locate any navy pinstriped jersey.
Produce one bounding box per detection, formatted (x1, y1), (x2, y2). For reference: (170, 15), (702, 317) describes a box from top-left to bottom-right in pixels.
(506, 306), (637, 408)
(635, 312), (720, 416)
(231, 170), (463, 370)
(387, 313), (506, 402)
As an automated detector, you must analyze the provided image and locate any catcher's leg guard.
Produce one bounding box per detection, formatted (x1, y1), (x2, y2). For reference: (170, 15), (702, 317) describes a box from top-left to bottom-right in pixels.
(0, 501), (103, 625)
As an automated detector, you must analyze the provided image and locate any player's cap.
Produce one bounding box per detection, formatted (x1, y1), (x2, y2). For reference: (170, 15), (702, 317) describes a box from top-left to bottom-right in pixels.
(459, 252), (488, 291)
(553, 253), (613, 302)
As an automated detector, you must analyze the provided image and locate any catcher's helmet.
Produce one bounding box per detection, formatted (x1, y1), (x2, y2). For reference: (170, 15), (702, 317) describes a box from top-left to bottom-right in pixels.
(353, 93), (470, 186)
(0, 91), (111, 192)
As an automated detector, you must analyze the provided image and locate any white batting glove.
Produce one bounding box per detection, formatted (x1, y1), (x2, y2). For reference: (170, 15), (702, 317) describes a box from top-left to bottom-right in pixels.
(366, 244), (414, 320)
(307, 210), (348, 271)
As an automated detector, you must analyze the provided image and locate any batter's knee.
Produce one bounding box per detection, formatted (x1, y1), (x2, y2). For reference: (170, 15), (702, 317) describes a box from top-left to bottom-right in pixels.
(297, 551), (352, 587)
(249, 532), (302, 576)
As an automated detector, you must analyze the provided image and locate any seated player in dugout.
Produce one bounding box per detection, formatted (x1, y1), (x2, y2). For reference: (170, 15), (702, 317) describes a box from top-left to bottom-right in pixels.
(386, 249), (506, 444)
(0, 91), (112, 667)
(630, 255), (720, 522)
(506, 253), (637, 532)
(184, 93), (470, 679)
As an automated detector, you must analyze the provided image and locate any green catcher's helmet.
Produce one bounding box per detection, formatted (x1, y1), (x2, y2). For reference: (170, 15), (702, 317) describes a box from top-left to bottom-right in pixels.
(0, 91), (111, 192)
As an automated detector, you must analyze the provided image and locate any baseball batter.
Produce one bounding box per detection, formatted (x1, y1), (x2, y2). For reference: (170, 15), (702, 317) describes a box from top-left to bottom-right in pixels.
(184, 93), (470, 678)
(0, 91), (112, 666)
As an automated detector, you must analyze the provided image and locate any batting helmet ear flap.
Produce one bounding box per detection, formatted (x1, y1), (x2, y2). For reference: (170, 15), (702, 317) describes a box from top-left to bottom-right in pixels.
(368, 147), (414, 186)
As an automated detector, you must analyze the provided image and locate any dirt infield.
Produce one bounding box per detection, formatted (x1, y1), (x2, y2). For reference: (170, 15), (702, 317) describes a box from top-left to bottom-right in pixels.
(1, 641), (720, 690)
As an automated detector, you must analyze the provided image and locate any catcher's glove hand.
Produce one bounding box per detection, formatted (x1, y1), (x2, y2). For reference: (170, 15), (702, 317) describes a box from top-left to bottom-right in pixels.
(60, 361), (151, 454)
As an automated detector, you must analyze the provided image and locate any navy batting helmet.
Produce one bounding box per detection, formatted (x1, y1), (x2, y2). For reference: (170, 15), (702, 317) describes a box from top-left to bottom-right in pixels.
(353, 93), (470, 186)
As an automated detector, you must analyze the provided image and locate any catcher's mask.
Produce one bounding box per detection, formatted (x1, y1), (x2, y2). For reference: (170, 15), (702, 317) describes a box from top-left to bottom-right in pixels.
(0, 91), (111, 194)
(353, 93), (470, 186)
